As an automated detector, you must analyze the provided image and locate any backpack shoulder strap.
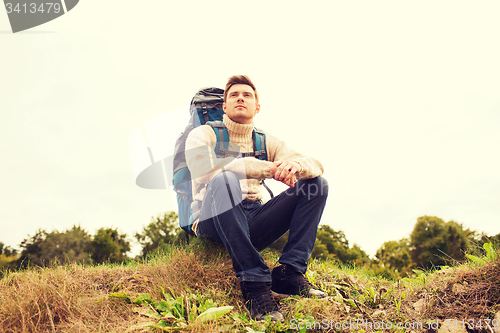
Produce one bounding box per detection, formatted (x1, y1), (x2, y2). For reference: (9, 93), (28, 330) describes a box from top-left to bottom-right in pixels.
(205, 121), (237, 158)
(252, 127), (267, 161)
(252, 127), (273, 198)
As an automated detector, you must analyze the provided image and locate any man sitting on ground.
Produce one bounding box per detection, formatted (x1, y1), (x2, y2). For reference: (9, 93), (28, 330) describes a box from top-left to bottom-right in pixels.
(185, 75), (329, 321)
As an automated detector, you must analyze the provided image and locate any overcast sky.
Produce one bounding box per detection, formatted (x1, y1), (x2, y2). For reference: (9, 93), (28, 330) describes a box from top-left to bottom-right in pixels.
(1, 1), (499, 257)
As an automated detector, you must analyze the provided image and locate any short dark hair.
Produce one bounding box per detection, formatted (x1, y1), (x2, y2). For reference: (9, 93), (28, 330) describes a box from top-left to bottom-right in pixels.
(224, 75), (259, 103)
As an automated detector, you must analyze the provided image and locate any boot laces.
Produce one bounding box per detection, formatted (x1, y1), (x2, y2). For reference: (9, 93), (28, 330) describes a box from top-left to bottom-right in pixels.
(251, 288), (278, 312)
(288, 271), (312, 293)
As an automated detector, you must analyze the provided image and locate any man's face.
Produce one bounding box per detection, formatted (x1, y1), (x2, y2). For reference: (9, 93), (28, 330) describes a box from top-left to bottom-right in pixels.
(223, 84), (260, 124)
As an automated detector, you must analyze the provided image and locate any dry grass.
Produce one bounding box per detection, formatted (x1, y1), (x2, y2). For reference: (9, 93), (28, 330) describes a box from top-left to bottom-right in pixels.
(426, 260), (500, 319)
(0, 242), (240, 333)
(392, 259), (500, 332)
(0, 263), (144, 332)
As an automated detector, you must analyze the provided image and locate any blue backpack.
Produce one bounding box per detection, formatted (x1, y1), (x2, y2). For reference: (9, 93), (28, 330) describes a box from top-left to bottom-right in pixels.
(172, 88), (271, 237)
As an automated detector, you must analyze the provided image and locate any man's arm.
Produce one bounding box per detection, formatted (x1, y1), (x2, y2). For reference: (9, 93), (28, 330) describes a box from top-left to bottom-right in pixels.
(265, 133), (324, 187)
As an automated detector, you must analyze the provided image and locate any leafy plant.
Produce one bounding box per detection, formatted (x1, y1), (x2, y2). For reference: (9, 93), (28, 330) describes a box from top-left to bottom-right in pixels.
(111, 287), (233, 331)
(394, 291), (406, 315)
(365, 286), (378, 307)
(466, 242), (498, 265)
(483, 242), (498, 261)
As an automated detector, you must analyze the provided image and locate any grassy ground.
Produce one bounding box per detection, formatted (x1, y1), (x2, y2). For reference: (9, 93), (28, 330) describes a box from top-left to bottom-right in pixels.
(0, 240), (499, 332)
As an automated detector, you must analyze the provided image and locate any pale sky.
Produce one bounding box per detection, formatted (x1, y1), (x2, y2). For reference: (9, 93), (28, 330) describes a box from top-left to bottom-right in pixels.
(1, 1), (499, 258)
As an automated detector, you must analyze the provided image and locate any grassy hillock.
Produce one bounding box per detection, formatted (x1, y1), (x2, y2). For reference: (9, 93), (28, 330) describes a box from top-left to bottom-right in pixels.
(0, 241), (499, 333)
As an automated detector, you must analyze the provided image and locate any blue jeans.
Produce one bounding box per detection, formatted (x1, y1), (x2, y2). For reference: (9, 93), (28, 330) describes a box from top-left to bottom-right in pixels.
(196, 171), (328, 282)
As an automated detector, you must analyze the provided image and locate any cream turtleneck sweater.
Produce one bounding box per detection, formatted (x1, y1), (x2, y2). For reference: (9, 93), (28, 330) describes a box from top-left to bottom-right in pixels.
(185, 114), (324, 233)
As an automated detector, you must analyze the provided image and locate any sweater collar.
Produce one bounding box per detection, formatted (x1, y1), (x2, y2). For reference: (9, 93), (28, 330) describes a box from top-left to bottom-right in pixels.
(223, 114), (254, 137)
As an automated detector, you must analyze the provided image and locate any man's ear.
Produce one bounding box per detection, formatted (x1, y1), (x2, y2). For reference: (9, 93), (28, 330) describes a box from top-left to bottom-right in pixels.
(255, 103), (261, 115)
(223, 102), (226, 113)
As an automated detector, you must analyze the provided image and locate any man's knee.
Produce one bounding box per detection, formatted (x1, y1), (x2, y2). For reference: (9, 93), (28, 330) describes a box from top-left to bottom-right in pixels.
(315, 176), (329, 197)
(300, 176), (328, 200)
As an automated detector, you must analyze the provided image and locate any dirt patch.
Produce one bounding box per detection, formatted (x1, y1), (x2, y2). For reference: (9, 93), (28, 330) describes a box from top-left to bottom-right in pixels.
(398, 260), (500, 332)
(427, 261), (500, 320)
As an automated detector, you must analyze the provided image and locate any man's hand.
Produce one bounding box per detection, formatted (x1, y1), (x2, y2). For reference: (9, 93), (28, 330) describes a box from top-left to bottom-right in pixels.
(270, 160), (302, 187)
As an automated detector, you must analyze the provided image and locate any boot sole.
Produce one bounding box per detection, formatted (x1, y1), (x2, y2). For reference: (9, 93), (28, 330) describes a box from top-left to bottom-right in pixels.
(271, 290), (293, 299)
(243, 306), (284, 322)
(271, 290), (328, 299)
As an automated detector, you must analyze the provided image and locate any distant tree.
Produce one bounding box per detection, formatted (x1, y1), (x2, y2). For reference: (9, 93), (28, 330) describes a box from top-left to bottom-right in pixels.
(89, 228), (130, 263)
(314, 226), (349, 261)
(310, 239), (329, 260)
(0, 242), (19, 271)
(375, 238), (413, 277)
(345, 243), (370, 266)
(409, 216), (469, 269)
(135, 212), (184, 257)
(0, 242), (17, 256)
(16, 226), (93, 268)
(445, 221), (471, 261)
(311, 225), (369, 265)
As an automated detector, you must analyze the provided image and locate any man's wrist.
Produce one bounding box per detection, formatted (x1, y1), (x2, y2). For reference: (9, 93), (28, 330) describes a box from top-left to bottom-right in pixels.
(295, 161), (303, 173)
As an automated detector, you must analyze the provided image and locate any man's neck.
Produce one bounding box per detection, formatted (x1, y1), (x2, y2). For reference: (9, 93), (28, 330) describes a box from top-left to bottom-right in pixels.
(223, 114), (254, 139)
